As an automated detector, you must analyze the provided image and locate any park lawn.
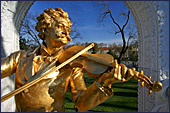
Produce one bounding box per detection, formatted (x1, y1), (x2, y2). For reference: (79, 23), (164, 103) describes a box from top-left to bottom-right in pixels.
(64, 74), (138, 112)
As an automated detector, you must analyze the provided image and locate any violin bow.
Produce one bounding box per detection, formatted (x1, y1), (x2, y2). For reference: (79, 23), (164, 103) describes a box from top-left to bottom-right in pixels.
(1, 43), (94, 103)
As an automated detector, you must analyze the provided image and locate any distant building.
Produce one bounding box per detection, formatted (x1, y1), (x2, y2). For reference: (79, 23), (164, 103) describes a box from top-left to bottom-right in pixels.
(98, 47), (111, 53)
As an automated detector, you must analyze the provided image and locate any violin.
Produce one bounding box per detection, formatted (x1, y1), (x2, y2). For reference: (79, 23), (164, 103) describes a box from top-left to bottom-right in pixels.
(58, 45), (162, 95)
(1, 43), (162, 102)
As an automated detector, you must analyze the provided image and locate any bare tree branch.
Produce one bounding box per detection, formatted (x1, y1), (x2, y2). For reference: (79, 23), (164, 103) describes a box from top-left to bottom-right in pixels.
(122, 11), (130, 30)
(97, 1), (137, 63)
(115, 31), (121, 35)
(108, 10), (122, 31)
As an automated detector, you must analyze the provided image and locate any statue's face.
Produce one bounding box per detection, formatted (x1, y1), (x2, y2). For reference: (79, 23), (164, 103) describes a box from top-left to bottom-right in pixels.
(44, 18), (71, 48)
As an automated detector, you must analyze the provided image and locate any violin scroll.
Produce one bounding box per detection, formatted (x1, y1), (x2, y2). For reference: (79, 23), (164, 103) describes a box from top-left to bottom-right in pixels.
(152, 81), (162, 91)
(133, 70), (162, 95)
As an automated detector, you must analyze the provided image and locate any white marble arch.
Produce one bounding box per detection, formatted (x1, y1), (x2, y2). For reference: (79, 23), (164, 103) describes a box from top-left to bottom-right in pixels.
(1, 1), (169, 112)
(124, 1), (169, 112)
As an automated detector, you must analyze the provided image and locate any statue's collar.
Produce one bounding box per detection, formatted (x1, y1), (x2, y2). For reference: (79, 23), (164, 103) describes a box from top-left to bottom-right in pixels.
(40, 43), (64, 57)
(31, 43), (64, 58)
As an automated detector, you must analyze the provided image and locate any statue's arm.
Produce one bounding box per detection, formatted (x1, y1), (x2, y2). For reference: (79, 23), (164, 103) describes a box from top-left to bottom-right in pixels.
(70, 67), (113, 112)
(1, 50), (25, 79)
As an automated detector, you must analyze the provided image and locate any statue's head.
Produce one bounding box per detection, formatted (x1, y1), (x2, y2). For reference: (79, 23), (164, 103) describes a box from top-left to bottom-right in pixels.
(35, 8), (72, 47)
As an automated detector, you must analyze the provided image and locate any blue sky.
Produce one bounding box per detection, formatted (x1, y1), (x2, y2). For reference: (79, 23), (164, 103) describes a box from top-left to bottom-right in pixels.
(27, 1), (135, 45)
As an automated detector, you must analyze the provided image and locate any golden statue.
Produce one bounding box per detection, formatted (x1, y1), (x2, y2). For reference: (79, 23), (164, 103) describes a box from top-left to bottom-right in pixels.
(1, 8), (162, 112)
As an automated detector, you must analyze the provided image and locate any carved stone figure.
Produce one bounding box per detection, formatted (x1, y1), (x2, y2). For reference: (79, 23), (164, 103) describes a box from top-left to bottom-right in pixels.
(1, 8), (162, 112)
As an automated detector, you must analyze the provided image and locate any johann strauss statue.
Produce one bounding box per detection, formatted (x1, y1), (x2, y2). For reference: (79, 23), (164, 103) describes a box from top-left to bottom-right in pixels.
(1, 8), (162, 112)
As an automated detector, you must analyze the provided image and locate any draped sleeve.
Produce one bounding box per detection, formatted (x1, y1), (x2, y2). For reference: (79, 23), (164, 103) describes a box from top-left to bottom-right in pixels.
(1, 50), (25, 79)
(70, 67), (113, 112)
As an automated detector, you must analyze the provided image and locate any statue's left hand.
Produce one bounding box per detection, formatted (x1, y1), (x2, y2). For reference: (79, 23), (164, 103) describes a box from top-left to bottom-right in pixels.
(97, 59), (134, 87)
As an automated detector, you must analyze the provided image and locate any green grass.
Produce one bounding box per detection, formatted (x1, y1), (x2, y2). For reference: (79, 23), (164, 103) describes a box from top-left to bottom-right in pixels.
(64, 74), (138, 112)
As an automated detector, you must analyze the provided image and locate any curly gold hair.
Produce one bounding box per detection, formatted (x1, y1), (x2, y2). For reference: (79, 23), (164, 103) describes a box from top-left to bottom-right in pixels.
(35, 8), (72, 41)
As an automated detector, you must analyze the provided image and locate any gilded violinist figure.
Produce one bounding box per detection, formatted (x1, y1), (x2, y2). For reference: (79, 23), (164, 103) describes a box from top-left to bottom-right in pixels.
(1, 8), (162, 112)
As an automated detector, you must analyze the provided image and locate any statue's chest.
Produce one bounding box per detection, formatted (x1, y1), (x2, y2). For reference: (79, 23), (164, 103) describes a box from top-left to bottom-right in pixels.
(16, 68), (72, 110)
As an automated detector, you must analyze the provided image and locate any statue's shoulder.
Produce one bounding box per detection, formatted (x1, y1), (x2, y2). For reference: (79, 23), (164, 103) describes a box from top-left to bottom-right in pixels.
(8, 50), (27, 57)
